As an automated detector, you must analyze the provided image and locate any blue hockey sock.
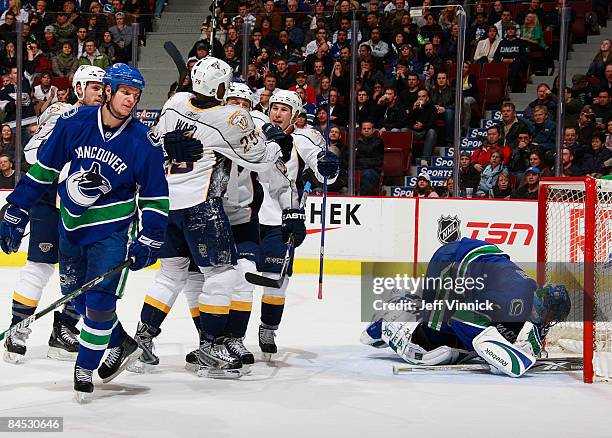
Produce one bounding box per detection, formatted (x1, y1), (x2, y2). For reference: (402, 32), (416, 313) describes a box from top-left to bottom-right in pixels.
(77, 315), (118, 370)
(261, 301), (284, 328)
(199, 313), (229, 342)
(107, 321), (125, 349)
(226, 309), (251, 338)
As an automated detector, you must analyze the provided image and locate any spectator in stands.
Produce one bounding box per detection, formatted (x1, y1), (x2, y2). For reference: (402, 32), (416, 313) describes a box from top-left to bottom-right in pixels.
(376, 87), (409, 133)
(601, 64), (612, 95)
(438, 176), (454, 198)
(0, 12), (16, 44)
(357, 89), (379, 127)
(329, 60), (349, 97)
(407, 89), (437, 162)
(524, 83), (557, 122)
(75, 27), (88, 58)
(511, 166), (540, 199)
(529, 105), (556, 152)
(411, 173), (439, 197)
(477, 150), (506, 197)
(295, 86), (316, 125)
(52, 41), (79, 80)
(469, 12), (489, 50)
(305, 28), (330, 57)
(109, 12), (133, 63)
(347, 120), (384, 195)
(588, 40), (612, 83)
(223, 43), (242, 80)
(307, 59), (327, 93)
(255, 74), (278, 106)
(420, 14), (442, 41)
(582, 132), (612, 178)
(0, 40), (17, 75)
(521, 13), (548, 74)
(88, 2), (109, 33)
(254, 89), (272, 113)
(458, 151), (481, 195)
(490, 170), (512, 198)
(313, 107), (330, 136)
(98, 31), (116, 63)
(53, 12), (76, 46)
(564, 126), (586, 167)
(561, 146), (584, 177)
(563, 86), (584, 128)
(430, 71), (455, 144)
(284, 15), (304, 50)
(0, 125), (14, 158)
(399, 72), (420, 111)
(330, 29), (349, 59)
(461, 62), (479, 133)
(41, 25), (57, 56)
(508, 129), (538, 178)
(275, 58), (295, 90)
(0, 67), (35, 122)
(363, 26), (388, 60)
(256, 0), (282, 33)
(63, 0), (80, 27)
(0, 154), (16, 189)
(358, 58), (385, 93)
(78, 39), (111, 70)
(572, 74), (595, 106)
(168, 57), (197, 97)
(234, 3), (256, 33)
(32, 71), (57, 115)
(420, 43), (443, 78)
(576, 106), (598, 146)
(493, 23), (526, 93)
(592, 89), (612, 124)
(327, 87), (347, 128)
(304, 42), (333, 77)
(25, 40), (52, 81)
(56, 88), (70, 103)
(525, 150), (552, 181)
(471, 125), (510, 171)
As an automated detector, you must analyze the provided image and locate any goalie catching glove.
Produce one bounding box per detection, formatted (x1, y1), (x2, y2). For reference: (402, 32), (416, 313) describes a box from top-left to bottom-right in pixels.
(128, 232), (164, 271)
(163, 128), (204, 163)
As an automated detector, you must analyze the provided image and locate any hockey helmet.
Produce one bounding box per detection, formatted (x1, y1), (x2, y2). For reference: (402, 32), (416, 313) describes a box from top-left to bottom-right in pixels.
(224, 82), (253, 108)
(103, 63), (145, 93)
(72, 65), (105, 101)
(269, 90), (301, 120)
(191, 56), (232, 101)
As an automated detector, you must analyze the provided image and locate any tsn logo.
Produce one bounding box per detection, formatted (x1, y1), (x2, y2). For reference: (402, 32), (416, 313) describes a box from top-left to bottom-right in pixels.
(466, 222), (534, 246)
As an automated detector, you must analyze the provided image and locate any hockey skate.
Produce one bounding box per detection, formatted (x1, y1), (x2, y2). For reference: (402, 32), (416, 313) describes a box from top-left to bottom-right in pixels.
(74, 365), (94, 404)
(97, 332), (142, 383)
(197, 338), (242, 379)
(3, 327), (32, 364)
(225, 337), (255, 368)
(185, 349), (199, 373)
(258, 324), (277, 362)
(127, 322), (161, 374)
(47, 311), (79, 361)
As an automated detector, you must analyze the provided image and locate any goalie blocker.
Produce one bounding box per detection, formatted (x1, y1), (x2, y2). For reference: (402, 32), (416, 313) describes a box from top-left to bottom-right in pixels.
(362, 238), (570, 377)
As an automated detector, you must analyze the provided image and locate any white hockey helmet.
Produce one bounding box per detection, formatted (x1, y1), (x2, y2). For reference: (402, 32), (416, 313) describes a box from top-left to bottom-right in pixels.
(224, 82), (254, 108)
(269, 90), (301, 121)
(72, 65), (105, 101)
(191, 56), (232, 101)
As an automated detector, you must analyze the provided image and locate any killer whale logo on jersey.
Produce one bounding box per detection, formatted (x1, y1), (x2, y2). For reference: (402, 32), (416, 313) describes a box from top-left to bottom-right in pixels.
(228, 110), (249, 132)
(437, 215), (461, 244)
(66, 162), (112, 207)
(147, 130), (163, 147)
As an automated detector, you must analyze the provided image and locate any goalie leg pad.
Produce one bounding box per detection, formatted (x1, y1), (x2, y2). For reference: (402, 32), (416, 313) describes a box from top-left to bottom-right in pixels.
(472, 326), (536, 377)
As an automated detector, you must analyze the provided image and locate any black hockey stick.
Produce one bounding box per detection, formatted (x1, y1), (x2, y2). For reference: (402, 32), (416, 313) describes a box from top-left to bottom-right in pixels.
(392, 356), (584, 374)
(163, 41), (189, 91)
(0, 258), (133, 342)
(245, 182), (311, 289)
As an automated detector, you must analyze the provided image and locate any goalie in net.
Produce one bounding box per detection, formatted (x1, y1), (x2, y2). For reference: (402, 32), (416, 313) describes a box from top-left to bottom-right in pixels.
(361, 238), (570, 377)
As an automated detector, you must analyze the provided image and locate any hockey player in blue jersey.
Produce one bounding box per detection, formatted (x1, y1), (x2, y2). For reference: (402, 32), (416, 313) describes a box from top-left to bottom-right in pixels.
(0, 63), (170, 402)
(361, 238), (570, 377)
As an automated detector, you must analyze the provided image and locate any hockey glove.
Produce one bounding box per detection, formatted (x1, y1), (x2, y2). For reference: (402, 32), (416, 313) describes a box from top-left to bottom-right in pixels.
(281, 208), (306, 247)
(316, 150), (339, 178)
(0, 204), (29, 254)
(128, 233), (164, 271)
(163, 129), (203, 163)
(262, 123), (293, 162)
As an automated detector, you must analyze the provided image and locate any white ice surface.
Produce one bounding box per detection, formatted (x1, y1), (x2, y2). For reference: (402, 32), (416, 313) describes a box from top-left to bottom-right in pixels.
(1, 270), (612, 438)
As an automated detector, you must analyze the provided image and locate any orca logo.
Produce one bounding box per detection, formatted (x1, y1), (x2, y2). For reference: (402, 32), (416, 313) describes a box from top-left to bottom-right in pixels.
(66, 162), (112, 207)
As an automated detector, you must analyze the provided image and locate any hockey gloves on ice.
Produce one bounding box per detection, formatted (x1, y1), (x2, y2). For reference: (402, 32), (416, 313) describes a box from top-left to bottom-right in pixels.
(316, 150), (339, 178)
(163, 129), (203, 163)
(262, 123), (293, 162)
(281, 208), (306, 248)
(0, 204), (29, 254)
(128, 233), (163, 271)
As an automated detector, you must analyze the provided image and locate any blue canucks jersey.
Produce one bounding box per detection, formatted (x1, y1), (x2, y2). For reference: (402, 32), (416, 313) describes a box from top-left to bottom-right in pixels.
(8, 106), (169, 245)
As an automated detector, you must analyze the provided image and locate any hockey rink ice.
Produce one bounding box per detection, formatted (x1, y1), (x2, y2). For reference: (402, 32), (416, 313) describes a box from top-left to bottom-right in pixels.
(1, 269), (612, 438)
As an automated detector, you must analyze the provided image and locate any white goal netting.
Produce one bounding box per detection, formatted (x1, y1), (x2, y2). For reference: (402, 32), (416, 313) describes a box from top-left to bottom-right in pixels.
(539, 178), (612, 382)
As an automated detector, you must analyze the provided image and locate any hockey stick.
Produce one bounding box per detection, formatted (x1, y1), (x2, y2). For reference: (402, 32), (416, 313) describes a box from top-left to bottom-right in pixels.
(209, 0), (217, 58)
(163, 41), (189, 92)
(392, 356), (584, 375)
(245, 181), (311, 289)
(0, 258), (133, 342)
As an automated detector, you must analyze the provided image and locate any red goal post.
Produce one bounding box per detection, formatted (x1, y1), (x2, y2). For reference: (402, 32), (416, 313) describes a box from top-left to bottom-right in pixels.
(537, 177), (612, 383)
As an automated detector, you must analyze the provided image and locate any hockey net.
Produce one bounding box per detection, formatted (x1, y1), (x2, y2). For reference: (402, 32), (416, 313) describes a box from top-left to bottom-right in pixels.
(537, 177), (612, 383)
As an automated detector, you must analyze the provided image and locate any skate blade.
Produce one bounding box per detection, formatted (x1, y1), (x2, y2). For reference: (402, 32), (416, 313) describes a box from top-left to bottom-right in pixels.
(101, 347), (143, 384)
(47, 347), (77, 361)
(196, 366), (242, 379)
(261, 352), (274, 362)
(126, 360), (156, 374)
(74, 391), (93, 404)
(3, 351), (25, 364)
(185, 362), (199, 374)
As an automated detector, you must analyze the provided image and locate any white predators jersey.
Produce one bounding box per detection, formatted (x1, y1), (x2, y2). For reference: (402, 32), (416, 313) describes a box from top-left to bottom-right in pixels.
(259, 127), (337, 226)
(155, 92), (282, 210)
(224, 109), (295, 226)
(24, 102), (74, 164)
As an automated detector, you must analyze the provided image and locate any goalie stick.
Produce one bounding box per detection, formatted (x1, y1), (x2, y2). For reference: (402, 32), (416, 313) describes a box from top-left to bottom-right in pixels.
(0, 258), (133, 342)
(245, 181), (311, 289)
(392, 356), (584, 375)
(163, 41), (189, 92)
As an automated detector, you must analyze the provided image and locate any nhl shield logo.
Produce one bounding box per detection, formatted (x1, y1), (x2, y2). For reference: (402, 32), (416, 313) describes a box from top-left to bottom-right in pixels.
(437, 215), (461, 244)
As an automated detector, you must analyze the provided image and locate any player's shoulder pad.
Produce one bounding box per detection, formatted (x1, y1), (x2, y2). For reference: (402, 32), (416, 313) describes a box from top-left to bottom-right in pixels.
(40, 102), (73, 123)
(293, 128), (325, 147)
(224, 106), (254, 134)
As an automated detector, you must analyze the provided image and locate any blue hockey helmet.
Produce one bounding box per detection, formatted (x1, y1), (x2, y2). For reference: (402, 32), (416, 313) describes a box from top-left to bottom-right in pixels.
(103, 63), (145, 93)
